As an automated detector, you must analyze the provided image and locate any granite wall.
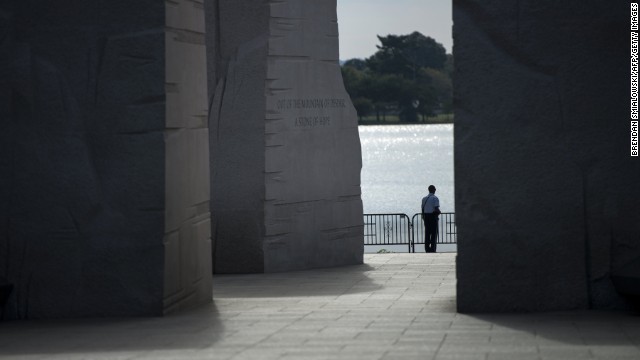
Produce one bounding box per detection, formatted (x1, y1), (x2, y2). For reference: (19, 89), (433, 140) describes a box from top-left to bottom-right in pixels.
(163, 0), (212, 315)
(207, 0), (364, 273)
(0, 0), (211, 318)
(454, 0), (640, 312)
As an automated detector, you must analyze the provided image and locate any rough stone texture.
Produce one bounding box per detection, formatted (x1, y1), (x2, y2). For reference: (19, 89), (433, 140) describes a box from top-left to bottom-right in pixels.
(454, 0), (640, 312)
(163, 0), (212, 315)
(208, 0), (364, 274)
(0, 0), (211, 318)
(207, 1), (270, 274)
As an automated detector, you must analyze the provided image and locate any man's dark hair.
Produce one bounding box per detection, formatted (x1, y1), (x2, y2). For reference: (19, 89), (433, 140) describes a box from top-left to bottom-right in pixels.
(428, 185), (436, 193)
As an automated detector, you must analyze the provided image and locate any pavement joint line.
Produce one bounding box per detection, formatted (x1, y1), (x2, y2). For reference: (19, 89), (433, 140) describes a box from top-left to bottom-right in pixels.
(431, 333), (448, 360)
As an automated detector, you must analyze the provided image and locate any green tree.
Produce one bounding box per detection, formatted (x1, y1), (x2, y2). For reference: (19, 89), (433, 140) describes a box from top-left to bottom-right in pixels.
(421, 67), (452, 115)
(340, 31), (453, 124)
(343, 58), (367, 71)
(341, 65), (365, 98)
(351, 97), (374, 120)
(367, 32), (447, 78)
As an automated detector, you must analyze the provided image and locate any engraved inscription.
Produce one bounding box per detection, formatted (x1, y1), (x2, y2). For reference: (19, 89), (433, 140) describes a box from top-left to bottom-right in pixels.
(277, 98), (346, 111)
(276, 98), (346, 129)
(295, 116), (331, 128)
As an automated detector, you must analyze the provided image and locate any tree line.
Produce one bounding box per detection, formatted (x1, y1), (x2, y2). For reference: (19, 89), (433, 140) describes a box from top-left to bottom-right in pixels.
(341, 31), (453, 124)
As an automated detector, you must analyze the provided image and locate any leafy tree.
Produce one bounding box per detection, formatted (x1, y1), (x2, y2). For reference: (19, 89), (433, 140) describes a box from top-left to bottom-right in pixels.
(367, 32), (447, 78)
(421, 67), (452, 115)
(341, 65), (365, 98)
(444, 54), (454, 77)
(351, 97), (374, 120)
(340, 31), (453, 123)
(366, 73), (408, 122)
(343, 58), (367, 71)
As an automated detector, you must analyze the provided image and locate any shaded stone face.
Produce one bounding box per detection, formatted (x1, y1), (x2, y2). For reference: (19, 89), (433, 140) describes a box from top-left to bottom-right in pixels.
(0, 11), (9, 45)
(0, 0), (211, 319)
(453, 1), (639, 312)
(0, 1), (164, 319)
(209, 0), (364, 273)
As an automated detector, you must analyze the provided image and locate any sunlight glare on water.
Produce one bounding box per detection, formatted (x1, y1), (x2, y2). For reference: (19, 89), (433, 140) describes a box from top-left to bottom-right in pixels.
(358, 124), (454, 215)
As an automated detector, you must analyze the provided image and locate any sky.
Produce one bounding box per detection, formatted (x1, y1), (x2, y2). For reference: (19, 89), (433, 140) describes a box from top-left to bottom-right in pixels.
(336, 0), (453, 60)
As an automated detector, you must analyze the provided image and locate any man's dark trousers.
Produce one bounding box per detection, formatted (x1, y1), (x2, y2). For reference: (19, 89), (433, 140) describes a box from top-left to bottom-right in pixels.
(423, 213), (438, 253)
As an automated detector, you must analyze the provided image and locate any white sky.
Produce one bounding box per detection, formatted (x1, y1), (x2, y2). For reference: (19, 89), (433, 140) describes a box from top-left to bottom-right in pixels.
(337, 0), (453, 60)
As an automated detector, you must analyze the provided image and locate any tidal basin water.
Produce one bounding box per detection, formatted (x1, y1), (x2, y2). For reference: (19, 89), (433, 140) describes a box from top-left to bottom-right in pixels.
(359, 124), (454, 214)
(359, 124), (455, 253)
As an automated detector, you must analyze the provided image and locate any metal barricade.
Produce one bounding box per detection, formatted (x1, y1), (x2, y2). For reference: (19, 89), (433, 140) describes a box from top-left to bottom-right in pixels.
(363, 213), (456, 253)
(411, 213), (456, 252)
(363, 214), (412, 253)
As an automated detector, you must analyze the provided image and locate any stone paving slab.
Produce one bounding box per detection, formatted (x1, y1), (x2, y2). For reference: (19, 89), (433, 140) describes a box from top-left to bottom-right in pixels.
(0, 254), (639, 359)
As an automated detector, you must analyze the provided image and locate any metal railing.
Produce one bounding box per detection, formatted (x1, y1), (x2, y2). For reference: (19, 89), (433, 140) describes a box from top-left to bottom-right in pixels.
(363, 213), (412, 253)
(411, 213), (457, 252)
(363, 213), (456, 253)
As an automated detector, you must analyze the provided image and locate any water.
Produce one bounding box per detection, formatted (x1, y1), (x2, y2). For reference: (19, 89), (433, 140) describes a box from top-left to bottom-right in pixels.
(359, 124), (454, 214)
(359, 124), (456, 253)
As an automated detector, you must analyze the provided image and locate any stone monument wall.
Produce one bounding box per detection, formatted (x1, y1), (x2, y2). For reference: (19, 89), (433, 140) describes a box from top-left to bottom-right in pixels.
(454, 0), (640, 312)
(207, 1), (271, 273)
(0, 0), (211, 318)
(163, 0), (212, 315)
(208, 0), (364, 273)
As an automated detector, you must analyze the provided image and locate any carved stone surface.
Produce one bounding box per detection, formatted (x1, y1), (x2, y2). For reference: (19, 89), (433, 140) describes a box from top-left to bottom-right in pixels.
(454, 0), (639, 312)
(163, 0), (212, 315)
(208, 0), (364, 273)
(0, 0), (211, 318)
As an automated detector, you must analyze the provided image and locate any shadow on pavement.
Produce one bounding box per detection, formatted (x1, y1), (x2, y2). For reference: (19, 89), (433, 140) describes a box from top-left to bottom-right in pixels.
(0, 302), (224, 356)
(469, 310), (640, 346)
(213, 263), (382, 298)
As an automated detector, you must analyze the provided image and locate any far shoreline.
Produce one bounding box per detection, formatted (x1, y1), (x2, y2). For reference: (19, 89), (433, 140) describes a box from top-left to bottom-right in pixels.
(358, 120), (453, 126)
(357, 113), (454, 126)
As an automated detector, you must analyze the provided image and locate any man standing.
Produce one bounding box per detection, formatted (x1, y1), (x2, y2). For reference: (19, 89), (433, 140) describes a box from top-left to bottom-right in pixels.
(421, 185), (440, 253)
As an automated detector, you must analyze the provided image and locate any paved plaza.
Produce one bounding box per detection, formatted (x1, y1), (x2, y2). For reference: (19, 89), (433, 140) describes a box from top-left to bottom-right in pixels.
(0, 253), (638, 359)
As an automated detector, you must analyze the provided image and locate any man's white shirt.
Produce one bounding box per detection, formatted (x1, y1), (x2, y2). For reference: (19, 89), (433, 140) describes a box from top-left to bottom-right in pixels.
(421, 194), (440, 213)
